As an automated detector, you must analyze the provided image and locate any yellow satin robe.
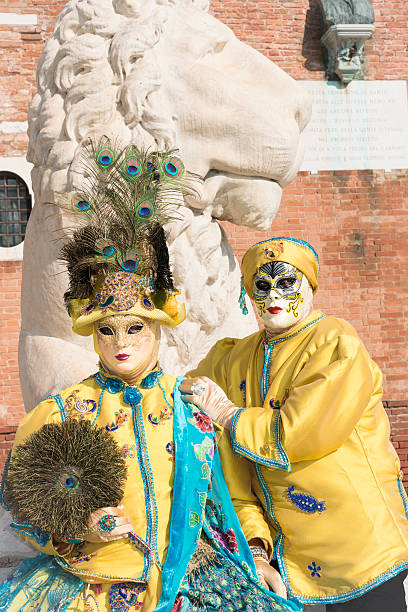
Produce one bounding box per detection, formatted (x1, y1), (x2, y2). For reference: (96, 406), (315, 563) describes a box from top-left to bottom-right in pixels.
(189, 309), (408, 604)
(10, 369), (177, 611)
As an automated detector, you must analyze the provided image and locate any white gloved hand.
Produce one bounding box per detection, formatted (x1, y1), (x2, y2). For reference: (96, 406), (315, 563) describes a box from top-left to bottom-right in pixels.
(179, 376), (239, 430)
(254, 558), (288, 599)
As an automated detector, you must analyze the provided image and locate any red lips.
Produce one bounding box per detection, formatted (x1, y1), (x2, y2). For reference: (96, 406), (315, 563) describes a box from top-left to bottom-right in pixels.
(115, 354), (130, 361)
(267, 307), (283, 314)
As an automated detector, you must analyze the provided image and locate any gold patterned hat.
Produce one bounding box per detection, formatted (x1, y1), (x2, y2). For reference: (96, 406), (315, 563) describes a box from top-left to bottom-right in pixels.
(59, 137), (197, 335)
(241, 237), (319, 299)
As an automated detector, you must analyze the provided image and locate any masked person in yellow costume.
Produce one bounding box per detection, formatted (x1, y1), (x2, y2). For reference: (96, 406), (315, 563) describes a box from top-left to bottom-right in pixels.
(183, 236), (408, 611)
(0, 146), (302, 612)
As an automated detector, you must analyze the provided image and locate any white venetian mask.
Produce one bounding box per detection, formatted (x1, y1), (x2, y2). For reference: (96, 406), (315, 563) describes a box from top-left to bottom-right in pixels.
(252, 261), (313, 334)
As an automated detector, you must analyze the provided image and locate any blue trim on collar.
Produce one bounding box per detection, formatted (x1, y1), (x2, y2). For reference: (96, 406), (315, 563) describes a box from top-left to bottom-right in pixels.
(95, 366), (163, 393)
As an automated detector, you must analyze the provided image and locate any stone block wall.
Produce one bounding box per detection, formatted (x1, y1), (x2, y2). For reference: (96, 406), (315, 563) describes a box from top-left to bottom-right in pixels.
(0, 0), (407, 482)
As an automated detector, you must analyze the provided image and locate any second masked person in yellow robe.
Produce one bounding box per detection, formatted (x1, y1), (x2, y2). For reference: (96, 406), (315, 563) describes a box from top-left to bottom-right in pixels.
(183, 236), (408, 611)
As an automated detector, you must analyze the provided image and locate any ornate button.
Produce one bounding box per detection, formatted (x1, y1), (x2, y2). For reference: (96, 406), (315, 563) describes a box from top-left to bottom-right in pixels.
(263, 442), (270, 453)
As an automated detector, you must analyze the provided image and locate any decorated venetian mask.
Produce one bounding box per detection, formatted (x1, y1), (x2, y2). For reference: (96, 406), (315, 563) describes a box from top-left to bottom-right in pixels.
(94, 314), (160, 380)
(252, 261), (313, 333)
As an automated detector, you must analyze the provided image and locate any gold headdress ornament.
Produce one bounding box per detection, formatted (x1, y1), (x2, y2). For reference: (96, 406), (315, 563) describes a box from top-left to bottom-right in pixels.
(239, 237), (319, 313)
(59, 137), (199, 335)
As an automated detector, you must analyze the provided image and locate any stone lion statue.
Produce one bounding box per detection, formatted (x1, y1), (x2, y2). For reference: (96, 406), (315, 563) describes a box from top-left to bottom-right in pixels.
(19, 0), (311, 412)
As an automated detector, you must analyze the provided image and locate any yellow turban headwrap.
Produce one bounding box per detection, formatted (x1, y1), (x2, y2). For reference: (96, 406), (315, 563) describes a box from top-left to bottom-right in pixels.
(241, 237), (319, 297)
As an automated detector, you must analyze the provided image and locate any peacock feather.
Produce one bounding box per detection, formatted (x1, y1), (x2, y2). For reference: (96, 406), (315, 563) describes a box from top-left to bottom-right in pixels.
(58, 137), (200, 303)
(4, 420), (127, 540)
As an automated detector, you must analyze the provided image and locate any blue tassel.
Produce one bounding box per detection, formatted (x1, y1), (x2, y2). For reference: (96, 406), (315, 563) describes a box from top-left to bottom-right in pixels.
(238, 277), (248, 315)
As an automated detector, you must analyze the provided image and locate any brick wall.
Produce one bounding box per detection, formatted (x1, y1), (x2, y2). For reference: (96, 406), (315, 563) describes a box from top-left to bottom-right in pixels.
(0, 0), (407, 479)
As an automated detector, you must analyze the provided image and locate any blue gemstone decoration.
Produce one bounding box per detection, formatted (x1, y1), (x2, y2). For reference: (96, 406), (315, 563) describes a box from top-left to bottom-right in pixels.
(308, 561), (321, 578)
(64, 477), (77, 488)
(138, 206), (152, 218)
(287, 486), (326, 514)
(120, 259), (139, 272)
(123, 386), (143, 405)
(143, 297), (153, 308)
(105, 377), (125, 394)
(101, 245), (115, 257)
(126, 164), (140, 176)
(140, 368), (163, 389)
(164, 161), (178, 175)
(99, 295), (114, 308)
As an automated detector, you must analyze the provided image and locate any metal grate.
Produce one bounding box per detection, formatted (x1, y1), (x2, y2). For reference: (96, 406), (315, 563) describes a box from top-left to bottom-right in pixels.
(0, 172), (32, 247)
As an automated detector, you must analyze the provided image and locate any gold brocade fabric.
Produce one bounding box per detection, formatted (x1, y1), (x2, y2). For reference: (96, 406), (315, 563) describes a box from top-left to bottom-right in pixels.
(189, 310), (408, 602)
(11, 371), (178, 610)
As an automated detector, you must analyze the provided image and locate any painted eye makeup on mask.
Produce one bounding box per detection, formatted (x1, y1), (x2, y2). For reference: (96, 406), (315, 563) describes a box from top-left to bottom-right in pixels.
(128, 324), (144, 334)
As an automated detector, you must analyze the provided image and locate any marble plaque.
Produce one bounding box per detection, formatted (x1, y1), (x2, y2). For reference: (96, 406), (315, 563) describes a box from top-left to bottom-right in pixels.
(299, 81), (408, 172)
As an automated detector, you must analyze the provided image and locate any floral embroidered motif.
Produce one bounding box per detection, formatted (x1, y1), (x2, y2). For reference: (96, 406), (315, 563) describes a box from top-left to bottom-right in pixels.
(205, 498), (238, 555)
(166, 441), (175, 461)
(64, 391), (97, 420)
(106, 408), (130, 432)
(287, 486), (326, 514)
(189, 510), (200, 528)
(194, 436), (214, 462)
(202, 463), (211, 479)
(108, 581), (147, 611)
(188, 411), (213, 433)
(308, 561), (321, 578)
(209, 525), (239, 554)
(122, 444), (136, 459)
(264, 241), (284, 259)
(147, 405), (173, 426)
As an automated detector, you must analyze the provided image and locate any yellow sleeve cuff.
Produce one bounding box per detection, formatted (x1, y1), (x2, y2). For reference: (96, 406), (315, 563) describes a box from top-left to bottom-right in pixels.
(230, 407), (290, 470)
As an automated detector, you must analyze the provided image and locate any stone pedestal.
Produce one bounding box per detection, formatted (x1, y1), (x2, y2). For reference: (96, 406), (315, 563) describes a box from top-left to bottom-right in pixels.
(321, 24), (375, 83)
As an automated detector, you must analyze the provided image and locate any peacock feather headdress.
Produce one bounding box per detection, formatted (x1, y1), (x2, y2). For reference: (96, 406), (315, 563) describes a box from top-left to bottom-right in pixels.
(58, 137), (199, 334)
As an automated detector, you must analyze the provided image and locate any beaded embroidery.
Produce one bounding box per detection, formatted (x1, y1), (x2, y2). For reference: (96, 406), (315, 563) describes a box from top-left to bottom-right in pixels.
(308, 561), (321, 578)
(166, 441), (175, 461)
(147, 405), (173, 426)
(108, 581), (147, 612)
(106, 408), (129, 432)
(64, 391), (97, 420)
(287, 486), (326, 514)
(122, 444), (136, 459)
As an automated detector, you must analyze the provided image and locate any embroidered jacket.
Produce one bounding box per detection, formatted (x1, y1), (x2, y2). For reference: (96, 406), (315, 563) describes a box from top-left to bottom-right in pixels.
(5, 368), (295, 611)
(189, 309), (408, 605)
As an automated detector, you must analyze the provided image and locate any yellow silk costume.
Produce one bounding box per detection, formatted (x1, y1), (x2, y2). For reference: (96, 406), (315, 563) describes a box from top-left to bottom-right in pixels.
(10, 369), (176, 611)
(189, 309), (408, 604)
